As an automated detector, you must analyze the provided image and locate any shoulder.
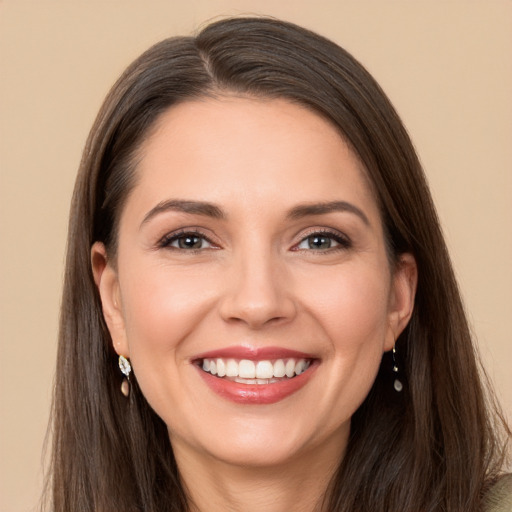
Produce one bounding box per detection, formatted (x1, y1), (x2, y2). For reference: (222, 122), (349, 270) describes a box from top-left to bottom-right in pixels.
(483, 474), (512, 512)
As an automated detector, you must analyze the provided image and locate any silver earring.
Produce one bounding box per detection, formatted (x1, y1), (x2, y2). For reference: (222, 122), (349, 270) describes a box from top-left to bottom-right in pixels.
(118, 355), (131, 397)
(392, 346), (403, 392)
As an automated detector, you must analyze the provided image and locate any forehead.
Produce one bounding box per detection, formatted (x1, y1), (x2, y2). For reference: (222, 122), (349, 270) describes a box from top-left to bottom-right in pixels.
(127, 96), (379, 222)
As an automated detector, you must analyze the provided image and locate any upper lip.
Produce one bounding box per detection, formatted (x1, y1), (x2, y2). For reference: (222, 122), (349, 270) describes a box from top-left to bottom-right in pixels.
(192, 345), (317, 362)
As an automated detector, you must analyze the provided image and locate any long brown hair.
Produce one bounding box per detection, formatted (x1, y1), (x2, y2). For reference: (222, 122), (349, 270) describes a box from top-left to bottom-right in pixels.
(47, 17), (509, 511)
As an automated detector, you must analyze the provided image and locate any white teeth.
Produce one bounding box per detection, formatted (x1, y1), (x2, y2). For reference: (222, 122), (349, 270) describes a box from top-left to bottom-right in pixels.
(234, 377), (253, 384)
(239, 359), (256, 378)
(234, 377), (280, 385)
(285, 359), (296, 378)
(295, 359), (306, 375)
(273, 359), (286, 378)
(256, 360), (274, 379)
(225, 359), (238, 377)
(201, 357), (312, 381)
(216, 358), (226, 377)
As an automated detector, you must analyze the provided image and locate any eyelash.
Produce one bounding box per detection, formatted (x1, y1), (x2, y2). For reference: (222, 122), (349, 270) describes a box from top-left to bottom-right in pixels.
(157, 229), (217, 252)
(157, 228), (351, 253)
(292, 229), (352, 252)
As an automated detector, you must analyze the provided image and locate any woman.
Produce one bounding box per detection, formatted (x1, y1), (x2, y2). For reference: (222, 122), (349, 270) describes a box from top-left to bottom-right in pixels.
(47, 17), (511, 511)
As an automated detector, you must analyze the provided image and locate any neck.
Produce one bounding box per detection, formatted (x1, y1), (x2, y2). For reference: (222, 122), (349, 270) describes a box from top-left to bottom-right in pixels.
(172, 434), (346, 512)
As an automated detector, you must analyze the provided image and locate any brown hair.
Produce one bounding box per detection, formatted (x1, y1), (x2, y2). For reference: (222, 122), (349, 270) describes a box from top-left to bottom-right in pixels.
(47, 16), (509, 511)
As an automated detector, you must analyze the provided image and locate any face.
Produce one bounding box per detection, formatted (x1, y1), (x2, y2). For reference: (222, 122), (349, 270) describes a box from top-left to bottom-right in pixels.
(93, 97), (416, 471)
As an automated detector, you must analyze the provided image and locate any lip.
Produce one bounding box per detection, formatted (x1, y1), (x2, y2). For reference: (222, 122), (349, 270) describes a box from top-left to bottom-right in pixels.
(193, 345), (315, 361)
(192, 346), (319, 405)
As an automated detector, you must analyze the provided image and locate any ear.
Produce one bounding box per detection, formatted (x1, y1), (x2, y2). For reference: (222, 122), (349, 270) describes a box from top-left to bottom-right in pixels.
(384, 253), (418, 351)
(91, 242), (130, 357)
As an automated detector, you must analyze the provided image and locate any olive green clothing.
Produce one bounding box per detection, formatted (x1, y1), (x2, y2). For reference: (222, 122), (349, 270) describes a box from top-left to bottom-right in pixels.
(483, 474), (512, 512)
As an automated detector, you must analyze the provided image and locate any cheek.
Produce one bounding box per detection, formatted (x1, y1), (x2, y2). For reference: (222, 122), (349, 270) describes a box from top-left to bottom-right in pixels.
(119, 262), (218, 356)
(305, 265), (392, 415)
(300, 262), (392, 349)
(117, 262), (221, 414)
(299, 262), (391, 408)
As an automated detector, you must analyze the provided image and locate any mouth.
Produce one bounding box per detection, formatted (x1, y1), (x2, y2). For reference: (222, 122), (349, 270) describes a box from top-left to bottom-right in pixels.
(192, 348), (318, 404)
(198, 357), (312, 385)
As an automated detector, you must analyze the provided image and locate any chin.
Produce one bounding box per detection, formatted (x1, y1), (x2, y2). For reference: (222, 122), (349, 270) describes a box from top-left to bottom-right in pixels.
(169, 408), (350, 471)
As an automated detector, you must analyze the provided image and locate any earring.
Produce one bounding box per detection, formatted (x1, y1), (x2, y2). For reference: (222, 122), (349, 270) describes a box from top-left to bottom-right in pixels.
(392, 346), (403, 392)
(118, 355), (131, 397)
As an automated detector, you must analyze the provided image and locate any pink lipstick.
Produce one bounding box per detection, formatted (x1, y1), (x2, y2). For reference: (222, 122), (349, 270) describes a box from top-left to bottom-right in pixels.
(192, 346), (319, 404)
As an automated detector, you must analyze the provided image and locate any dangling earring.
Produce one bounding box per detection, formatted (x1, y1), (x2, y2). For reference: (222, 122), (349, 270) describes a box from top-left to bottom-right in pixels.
(392, 346), (403, 392)
(118, 355), (131, 397)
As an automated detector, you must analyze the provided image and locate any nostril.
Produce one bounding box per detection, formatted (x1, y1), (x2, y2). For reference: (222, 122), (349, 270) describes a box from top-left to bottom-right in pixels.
(224, 309), (293, 329)
(218, 262), (297, 328)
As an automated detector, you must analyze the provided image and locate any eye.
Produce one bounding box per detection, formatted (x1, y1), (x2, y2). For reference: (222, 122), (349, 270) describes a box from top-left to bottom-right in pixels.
(159, 231), (215, 250)
(295, 231), (350, 251)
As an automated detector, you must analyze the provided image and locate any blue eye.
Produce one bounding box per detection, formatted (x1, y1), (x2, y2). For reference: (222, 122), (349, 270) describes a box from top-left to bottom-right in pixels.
(160, 231), (214, 250)
(296, 232), (350, 251)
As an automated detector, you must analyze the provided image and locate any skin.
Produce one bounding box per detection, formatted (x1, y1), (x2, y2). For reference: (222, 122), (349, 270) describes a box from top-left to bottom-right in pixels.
(92, 97), (417, 512)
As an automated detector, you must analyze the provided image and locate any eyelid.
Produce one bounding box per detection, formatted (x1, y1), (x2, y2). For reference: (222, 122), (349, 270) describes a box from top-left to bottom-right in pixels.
(155, 226), (351, 252)
(157, 228), (219, 250)
(291, 228), (352, 251)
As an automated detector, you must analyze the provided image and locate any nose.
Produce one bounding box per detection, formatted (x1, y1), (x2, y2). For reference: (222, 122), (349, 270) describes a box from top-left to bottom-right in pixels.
(218, 248), (297, 329)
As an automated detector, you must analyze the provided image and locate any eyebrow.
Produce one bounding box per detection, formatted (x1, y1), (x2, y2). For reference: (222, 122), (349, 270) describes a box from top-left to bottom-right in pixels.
(287, 201), (370, 226)
(141, 199), (370, 227)
(141, 199), (225, 226)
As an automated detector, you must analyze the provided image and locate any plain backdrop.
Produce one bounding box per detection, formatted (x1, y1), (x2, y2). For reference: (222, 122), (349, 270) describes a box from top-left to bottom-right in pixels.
(1, 1), (511, 511)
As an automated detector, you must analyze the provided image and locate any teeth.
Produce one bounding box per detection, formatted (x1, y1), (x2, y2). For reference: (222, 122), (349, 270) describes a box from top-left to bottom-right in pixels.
(285, 359), (296, 378)
(216, 358), (226, 377)
(226, 359), (238, 377)
(201, 357), (312, 380)
(295, 359), (306, 375)
(234, 377), (282, 385)
(239, 359), (256, 378)
(256, 360), (274, 379)
(273, 359), (286, 378)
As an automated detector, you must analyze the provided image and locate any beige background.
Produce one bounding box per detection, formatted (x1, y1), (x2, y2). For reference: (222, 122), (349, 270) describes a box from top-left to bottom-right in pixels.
(1, 1), (511, 511)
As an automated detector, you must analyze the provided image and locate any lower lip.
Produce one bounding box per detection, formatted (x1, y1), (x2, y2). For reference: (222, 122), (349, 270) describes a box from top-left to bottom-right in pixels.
(196, 363), (318, 405)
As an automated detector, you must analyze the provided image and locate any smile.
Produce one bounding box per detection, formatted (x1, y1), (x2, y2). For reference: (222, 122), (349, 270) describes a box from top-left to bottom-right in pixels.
(193, 348), (318, 404)
(201, 357), (312, 384)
